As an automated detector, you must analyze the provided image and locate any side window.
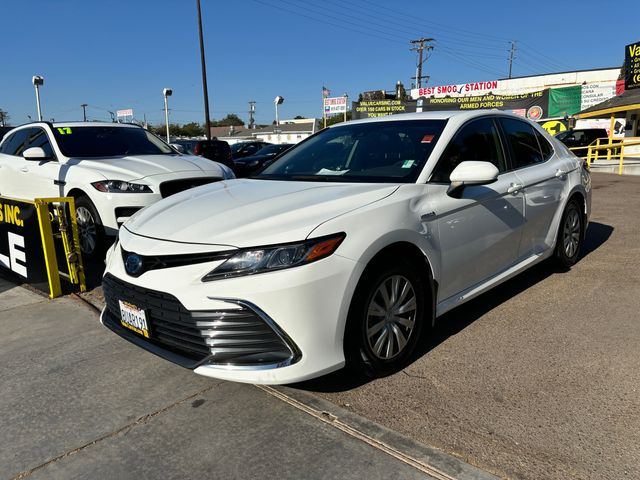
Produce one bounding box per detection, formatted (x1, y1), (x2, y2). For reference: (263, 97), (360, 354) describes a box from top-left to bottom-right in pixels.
(0, 129), (30, 156)
(499, 118), (543, 169)
(24, 128), (55, 158)
(430, 118), (505, 183)
(534, 129), (554, 161)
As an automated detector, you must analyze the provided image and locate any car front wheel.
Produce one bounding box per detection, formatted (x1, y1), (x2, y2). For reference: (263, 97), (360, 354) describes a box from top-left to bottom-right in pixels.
(345, 258), (428, 378)
(75, 195), (105, 258)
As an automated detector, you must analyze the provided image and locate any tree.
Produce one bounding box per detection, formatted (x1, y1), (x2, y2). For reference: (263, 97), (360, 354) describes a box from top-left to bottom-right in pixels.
(211, 114), (244, 127)
(180, 122), (205, 137)
(0, 108), (9, 127)
(294, 115), (307, 119)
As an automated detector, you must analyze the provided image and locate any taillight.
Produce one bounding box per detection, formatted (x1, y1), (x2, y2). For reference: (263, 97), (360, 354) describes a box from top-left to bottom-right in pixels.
(194, 143), (202, 155)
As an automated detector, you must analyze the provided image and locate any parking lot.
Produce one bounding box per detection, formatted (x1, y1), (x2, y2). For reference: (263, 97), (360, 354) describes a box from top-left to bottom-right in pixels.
(1, 172), (639, 480)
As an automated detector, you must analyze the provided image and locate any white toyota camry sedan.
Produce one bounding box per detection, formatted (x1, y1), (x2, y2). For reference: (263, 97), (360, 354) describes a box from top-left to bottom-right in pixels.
(101, 111), (591, 384)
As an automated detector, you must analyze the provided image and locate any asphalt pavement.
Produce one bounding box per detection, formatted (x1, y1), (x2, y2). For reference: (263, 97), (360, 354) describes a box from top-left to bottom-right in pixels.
(0, 277), (494, 480)
(3, 172), (638, 480)
(304, 172), (640, 480)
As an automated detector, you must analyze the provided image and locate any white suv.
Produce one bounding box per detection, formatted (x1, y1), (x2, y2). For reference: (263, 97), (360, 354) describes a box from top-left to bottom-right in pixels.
(0, 122), (233, 255)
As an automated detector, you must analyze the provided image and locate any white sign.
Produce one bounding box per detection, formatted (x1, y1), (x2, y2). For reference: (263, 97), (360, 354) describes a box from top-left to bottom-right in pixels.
(117, 108), (134, 118)
(411, 80), (501, 99)
(324, 96), (347, 114)
(580, 82), (617, 110)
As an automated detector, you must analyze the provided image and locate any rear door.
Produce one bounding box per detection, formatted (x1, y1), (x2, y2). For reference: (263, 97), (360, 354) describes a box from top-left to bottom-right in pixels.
(498, 118), (570, 258)
(428, 116), (526, 302)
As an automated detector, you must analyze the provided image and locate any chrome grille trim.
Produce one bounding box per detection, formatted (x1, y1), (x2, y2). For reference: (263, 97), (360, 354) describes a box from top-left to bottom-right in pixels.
(102, 274), (301, 369)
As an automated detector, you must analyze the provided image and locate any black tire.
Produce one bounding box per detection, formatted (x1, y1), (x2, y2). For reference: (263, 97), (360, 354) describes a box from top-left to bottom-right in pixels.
(345, 258), (429, 378)
(555, 199), (583, 267)
(74, 195), (106, 259)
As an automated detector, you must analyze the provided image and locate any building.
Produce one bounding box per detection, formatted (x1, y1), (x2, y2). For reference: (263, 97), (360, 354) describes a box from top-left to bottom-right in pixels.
(213, 120), (317, 145)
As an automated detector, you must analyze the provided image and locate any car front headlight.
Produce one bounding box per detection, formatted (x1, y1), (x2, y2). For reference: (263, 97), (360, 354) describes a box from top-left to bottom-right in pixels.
(202, 233), (345, 281)
(91, 180), (153, 193)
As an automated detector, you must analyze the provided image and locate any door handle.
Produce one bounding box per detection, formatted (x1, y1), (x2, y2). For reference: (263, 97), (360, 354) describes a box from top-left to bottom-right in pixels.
(20, 166), (29, 173)
(555, 169), (567, 178)
(507, 183), (523, 194)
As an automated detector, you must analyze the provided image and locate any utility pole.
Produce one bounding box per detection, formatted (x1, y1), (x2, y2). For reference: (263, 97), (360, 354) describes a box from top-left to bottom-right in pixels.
(248, 100), (256, 129)
(508, 41), (517, 79)
(81, 103), (88, 121)
(196, 0), (212, 140)
(410, 38), (434, 89)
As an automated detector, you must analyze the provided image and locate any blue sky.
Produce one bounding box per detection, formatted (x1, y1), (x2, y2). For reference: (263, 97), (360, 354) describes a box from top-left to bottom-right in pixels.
(2, 0), (637, 126)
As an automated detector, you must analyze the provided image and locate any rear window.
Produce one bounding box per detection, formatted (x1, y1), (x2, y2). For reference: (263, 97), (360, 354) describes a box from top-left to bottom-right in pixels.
(52, 126), (174, 158)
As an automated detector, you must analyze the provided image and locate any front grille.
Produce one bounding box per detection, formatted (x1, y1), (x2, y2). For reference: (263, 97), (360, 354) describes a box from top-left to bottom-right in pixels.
(102, 274), (299, 369)
(159, 177), (219, 198)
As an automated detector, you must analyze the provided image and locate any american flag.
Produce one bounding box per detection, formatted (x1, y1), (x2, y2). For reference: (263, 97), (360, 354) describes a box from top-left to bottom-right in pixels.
(322, 86), (331, 98)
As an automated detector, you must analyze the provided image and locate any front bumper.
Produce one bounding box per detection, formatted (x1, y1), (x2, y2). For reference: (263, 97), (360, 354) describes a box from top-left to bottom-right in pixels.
(101, 233), (361, 384)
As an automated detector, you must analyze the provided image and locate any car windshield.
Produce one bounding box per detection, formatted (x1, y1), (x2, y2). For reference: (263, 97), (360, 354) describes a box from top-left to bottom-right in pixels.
(255, 120), (447, 183)
(230, 143), (246, 153)
(52, 126), (175, 158)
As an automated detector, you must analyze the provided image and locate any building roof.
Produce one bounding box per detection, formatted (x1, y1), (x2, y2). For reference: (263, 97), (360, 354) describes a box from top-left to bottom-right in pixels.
(252, 121), (316, 135)
(576, 88), (640, 119)
(210, 125), (251, 138)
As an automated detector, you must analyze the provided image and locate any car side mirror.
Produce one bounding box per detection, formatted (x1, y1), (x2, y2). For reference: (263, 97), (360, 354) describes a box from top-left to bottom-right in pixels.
(23, 147), (52, 161)
(447, 161), (499, 198)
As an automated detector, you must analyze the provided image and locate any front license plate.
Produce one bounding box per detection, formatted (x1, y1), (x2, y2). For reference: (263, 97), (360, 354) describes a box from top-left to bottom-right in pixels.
(118, 300), (150, 338)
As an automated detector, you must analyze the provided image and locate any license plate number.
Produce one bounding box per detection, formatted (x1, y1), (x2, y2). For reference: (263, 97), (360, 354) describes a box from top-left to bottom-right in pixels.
(118, 300), (150, 338)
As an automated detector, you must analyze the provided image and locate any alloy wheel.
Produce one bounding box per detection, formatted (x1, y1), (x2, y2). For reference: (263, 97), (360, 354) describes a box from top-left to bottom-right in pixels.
(76, 206), (97, 254)
(365, 275), (417, 360)
(563, 208), (581, 258)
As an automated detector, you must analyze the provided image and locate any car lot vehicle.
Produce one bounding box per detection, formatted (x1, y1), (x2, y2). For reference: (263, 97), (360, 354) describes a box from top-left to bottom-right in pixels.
(101, 110), (591, 384)
(555, 128), (608, 149)
(230, 141), (269, 159)
(234, 143), (293, 177)
(0, 122), (234, 256)
(172, 138), (235, 170)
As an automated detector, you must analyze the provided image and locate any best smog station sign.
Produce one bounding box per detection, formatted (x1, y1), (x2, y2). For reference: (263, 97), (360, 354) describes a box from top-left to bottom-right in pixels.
(0, 197), (49, 292)
(625, 40), (640, 90)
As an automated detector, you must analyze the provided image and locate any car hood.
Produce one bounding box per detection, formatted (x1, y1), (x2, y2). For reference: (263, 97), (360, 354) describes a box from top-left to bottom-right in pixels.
(124, 179), (399, 247)
(64, 154), (223, 181)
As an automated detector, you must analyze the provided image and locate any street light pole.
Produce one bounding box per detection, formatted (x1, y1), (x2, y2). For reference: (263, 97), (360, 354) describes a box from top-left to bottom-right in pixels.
(163, 88), (173, 143)
(274, 96), (284, 126)
(81, 103), (88, 121)
(32, 76), (44, 121)
(196, 0), (212, 140)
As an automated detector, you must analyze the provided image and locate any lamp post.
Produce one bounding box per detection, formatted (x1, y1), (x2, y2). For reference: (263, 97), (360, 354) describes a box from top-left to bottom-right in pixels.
(274, 96), (284, 126)
(343, 93), (348, 123)
(32, 75), (44, 121)
(196, 0), (212, 140)
(163, 88), (173, 143)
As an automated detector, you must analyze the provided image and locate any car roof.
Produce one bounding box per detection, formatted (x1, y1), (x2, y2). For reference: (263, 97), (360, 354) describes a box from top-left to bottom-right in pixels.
(341, 109), (532, 127)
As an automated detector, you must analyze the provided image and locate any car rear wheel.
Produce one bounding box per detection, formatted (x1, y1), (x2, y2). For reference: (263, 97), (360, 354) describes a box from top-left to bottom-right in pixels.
(555, 199), (583, 267)
(75, 195), (105, 259)
(345, 258), (427, 378)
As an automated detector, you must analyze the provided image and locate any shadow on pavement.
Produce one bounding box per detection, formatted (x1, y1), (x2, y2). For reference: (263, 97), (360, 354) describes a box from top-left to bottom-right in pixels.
(294, 221), (614, 394)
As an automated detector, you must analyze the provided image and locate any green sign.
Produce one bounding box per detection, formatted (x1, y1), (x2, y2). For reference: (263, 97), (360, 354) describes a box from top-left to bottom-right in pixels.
(548, 86), (582, 118)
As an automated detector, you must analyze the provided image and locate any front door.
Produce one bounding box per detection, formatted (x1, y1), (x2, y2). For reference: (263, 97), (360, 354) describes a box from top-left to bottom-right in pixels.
(426, 116), (525, 302)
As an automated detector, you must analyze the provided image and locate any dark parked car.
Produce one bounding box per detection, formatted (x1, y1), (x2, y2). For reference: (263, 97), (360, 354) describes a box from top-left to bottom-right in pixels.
(230, 141), (270, 159)
(234, 143), (293, 177)
(172, 139), (234, 170)
(555, 128), (608, 150)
